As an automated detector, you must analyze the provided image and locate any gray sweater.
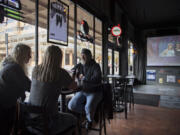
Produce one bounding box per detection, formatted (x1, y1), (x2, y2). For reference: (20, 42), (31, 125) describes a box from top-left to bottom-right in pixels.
(29, 67), (73, 115)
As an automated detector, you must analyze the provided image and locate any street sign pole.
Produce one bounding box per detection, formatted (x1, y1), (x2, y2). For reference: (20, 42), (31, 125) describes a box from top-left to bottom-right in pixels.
(5, 33), (8, 56)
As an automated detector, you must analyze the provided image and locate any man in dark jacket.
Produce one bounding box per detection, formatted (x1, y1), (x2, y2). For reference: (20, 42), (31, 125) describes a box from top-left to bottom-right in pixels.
(68, 48), (102, 128)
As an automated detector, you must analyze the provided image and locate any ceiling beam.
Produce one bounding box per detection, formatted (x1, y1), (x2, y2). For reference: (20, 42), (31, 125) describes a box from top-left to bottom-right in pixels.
(116, 0), (136, 28)
(139, 22), (180, 30)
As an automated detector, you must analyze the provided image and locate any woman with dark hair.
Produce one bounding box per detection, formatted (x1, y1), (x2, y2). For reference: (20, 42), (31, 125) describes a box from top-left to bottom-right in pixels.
(29, 45), (77, 135)
(0, 43), (31, 134)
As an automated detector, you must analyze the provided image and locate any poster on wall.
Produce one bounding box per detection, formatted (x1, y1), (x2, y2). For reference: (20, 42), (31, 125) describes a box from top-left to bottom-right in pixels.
(146, 70), (156, 81)
(159, 78), (163, 84)
(47, 0), (69, 46)
(167, 75), (176, 83)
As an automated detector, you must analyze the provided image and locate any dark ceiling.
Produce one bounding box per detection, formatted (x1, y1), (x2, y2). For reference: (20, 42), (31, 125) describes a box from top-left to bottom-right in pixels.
(119, 0), (180, 29)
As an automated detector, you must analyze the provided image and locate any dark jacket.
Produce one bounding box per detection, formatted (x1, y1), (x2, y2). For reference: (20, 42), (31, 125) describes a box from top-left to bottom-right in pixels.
(72, 59), (102, 92)
(94, 83), (113, 122)
(103, 83), (113, 119)
(0, 56), (31, 108)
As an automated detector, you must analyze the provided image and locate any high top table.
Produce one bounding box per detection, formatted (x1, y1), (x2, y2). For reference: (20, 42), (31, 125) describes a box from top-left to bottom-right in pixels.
(106, 74), (122, 88)
(125, 75), (135, 79)
(105, 75), (126, 113)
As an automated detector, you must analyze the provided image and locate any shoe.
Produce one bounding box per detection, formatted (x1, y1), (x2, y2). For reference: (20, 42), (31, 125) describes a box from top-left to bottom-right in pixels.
(85, 121), (92, 129)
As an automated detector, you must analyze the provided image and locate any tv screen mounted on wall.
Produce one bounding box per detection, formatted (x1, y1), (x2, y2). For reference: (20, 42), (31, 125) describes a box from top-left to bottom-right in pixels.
(147, 35), (180, 66)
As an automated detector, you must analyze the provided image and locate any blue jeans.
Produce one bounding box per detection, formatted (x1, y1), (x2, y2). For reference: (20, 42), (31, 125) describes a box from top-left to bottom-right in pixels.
(68, 91), (102, 122)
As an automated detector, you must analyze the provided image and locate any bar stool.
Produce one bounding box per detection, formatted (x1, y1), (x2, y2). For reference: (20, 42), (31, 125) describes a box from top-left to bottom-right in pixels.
(60, 87), (107, 135)
(11, 99), (76, 135)
(113, 78), (128, 119)
(126, 76), (135, 109)
(80, 99), (106, 135)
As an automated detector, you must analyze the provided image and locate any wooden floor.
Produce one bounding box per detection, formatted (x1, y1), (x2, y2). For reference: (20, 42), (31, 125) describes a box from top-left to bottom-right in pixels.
(85, 104), (180, 135)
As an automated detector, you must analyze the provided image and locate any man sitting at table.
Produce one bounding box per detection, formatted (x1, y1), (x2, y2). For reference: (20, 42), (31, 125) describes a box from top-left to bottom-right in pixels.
(68, 48), (102, 128)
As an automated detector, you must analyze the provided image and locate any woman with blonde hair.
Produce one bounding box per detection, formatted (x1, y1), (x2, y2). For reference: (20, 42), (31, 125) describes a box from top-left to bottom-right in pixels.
(0, 43), (31, 134)
(29, 45), (77, 135)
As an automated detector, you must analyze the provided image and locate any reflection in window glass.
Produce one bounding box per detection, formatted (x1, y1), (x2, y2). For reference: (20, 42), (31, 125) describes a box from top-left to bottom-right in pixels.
(108, 49), (112, 75)
(114, 51), (119, 75)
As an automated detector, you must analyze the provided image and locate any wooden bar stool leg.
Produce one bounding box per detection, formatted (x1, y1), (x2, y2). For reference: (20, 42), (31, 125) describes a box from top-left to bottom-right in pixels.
(99, 108), (102, 135)
(124, 84), (127, 119)
(103, 110), (106, 135)
(129, 87), (132, 109)
(132, 86), (134, 107)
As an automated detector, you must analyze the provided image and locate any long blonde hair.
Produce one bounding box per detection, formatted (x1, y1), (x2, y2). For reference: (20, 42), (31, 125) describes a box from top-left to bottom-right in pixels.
(33, 45), (63, 82)
(11, 43), (31, 75)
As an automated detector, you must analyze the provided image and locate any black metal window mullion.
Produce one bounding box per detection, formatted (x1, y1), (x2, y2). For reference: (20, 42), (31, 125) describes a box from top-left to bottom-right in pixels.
(35, 0), (39, 66)
(74, 2), (77, 65)
(112, 48), (114, 74)
(93, 16), (95, 59)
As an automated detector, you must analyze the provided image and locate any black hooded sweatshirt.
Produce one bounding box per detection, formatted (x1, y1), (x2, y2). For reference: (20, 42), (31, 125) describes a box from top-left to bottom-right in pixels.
(0, 56), (31, 108)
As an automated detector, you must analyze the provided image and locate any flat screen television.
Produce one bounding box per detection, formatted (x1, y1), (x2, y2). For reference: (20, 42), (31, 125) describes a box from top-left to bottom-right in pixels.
(147, 35), (180, 66)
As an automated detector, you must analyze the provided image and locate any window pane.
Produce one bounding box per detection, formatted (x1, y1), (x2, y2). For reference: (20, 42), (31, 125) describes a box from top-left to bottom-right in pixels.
(114, 51), (119, 75)
(108, 49), (112, 74)
(65, 53), (70, 65)
(128, 41), (134, 75)
(0, 17), (35, 78)
(95, 18), (102, 69)
(77, 6), (94, 61)
(37, 0), (75, 71)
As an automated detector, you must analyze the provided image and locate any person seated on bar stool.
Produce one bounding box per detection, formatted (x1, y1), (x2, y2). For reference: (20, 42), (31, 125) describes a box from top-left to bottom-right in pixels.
(68, 48), (102, 129)
(0, 44), (31, 135)
(28, 45), (78, 135)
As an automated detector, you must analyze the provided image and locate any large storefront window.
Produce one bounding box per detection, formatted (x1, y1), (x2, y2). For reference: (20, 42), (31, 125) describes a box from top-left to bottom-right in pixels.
(114, 51), (119, 75)
(0, 0), (103, 75)
(0, 17), (35, 77)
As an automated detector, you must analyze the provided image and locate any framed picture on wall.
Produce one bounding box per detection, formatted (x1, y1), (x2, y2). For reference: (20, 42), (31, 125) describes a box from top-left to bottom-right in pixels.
(167, 75), (176, 83)
(146, 70), (156, 81)
(47, 0), (69, 46)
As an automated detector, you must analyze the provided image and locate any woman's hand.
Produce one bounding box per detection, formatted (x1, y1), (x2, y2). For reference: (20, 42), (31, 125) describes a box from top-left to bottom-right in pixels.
(79, 74), (84, 80)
